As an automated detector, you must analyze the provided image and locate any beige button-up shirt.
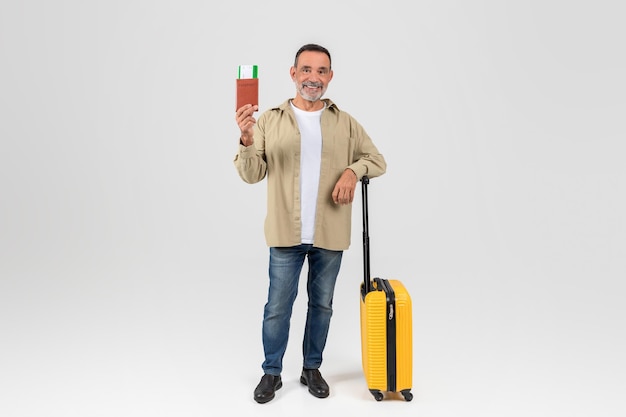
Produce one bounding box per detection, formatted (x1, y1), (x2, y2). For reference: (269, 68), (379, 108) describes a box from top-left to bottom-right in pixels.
(234, 99), (386, 251)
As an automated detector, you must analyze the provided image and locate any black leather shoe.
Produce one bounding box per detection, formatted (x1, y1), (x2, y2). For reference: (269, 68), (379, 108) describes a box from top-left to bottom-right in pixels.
(254, 374), (282, 404)
(300, 368), (330, 398)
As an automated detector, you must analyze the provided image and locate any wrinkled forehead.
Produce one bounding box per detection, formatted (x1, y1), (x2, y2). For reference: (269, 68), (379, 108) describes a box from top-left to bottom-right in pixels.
(295, 50), (331, 69)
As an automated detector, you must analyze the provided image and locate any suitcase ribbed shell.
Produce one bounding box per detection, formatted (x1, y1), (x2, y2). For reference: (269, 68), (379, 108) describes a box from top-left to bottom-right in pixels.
(360, 279), (412, 397)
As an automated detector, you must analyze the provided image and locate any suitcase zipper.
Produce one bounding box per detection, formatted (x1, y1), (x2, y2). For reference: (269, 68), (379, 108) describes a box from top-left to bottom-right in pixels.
(375, 278), (397, 392)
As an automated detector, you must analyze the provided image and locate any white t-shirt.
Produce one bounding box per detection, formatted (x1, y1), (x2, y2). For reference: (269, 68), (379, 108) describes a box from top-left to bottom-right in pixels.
(291, 101), (324, 244)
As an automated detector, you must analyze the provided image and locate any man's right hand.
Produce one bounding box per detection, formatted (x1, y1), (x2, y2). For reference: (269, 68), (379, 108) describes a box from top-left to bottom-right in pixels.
(235, 104), (258, 146)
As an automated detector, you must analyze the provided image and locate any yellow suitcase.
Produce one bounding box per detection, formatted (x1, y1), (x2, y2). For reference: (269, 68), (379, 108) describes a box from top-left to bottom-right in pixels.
(359, 177), (413, 401)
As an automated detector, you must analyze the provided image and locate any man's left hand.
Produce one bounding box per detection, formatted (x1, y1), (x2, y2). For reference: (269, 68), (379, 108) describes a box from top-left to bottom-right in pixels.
(332, 169), (358, 205)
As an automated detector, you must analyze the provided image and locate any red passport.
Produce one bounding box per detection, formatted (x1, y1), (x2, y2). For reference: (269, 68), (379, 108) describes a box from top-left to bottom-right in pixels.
(236, 78), (258, 111)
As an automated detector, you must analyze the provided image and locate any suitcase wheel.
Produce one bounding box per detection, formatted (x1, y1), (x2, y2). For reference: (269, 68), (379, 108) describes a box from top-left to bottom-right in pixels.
(401, 389), (413, 401)
(369, 389), (384, 401)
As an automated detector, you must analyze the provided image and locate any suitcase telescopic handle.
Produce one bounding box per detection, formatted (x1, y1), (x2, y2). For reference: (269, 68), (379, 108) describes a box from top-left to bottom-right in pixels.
(361, 176), (371, 293)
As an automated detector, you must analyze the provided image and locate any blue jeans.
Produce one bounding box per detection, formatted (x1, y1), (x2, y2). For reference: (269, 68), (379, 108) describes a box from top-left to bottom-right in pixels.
(262, 244), (343, 376)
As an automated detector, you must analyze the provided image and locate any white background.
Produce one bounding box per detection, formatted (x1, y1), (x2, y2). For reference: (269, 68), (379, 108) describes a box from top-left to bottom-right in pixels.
(1, 1), (624, 416)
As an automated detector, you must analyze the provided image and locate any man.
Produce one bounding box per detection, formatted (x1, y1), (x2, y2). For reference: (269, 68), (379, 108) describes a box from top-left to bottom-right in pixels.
(233, 43), (386, 403)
